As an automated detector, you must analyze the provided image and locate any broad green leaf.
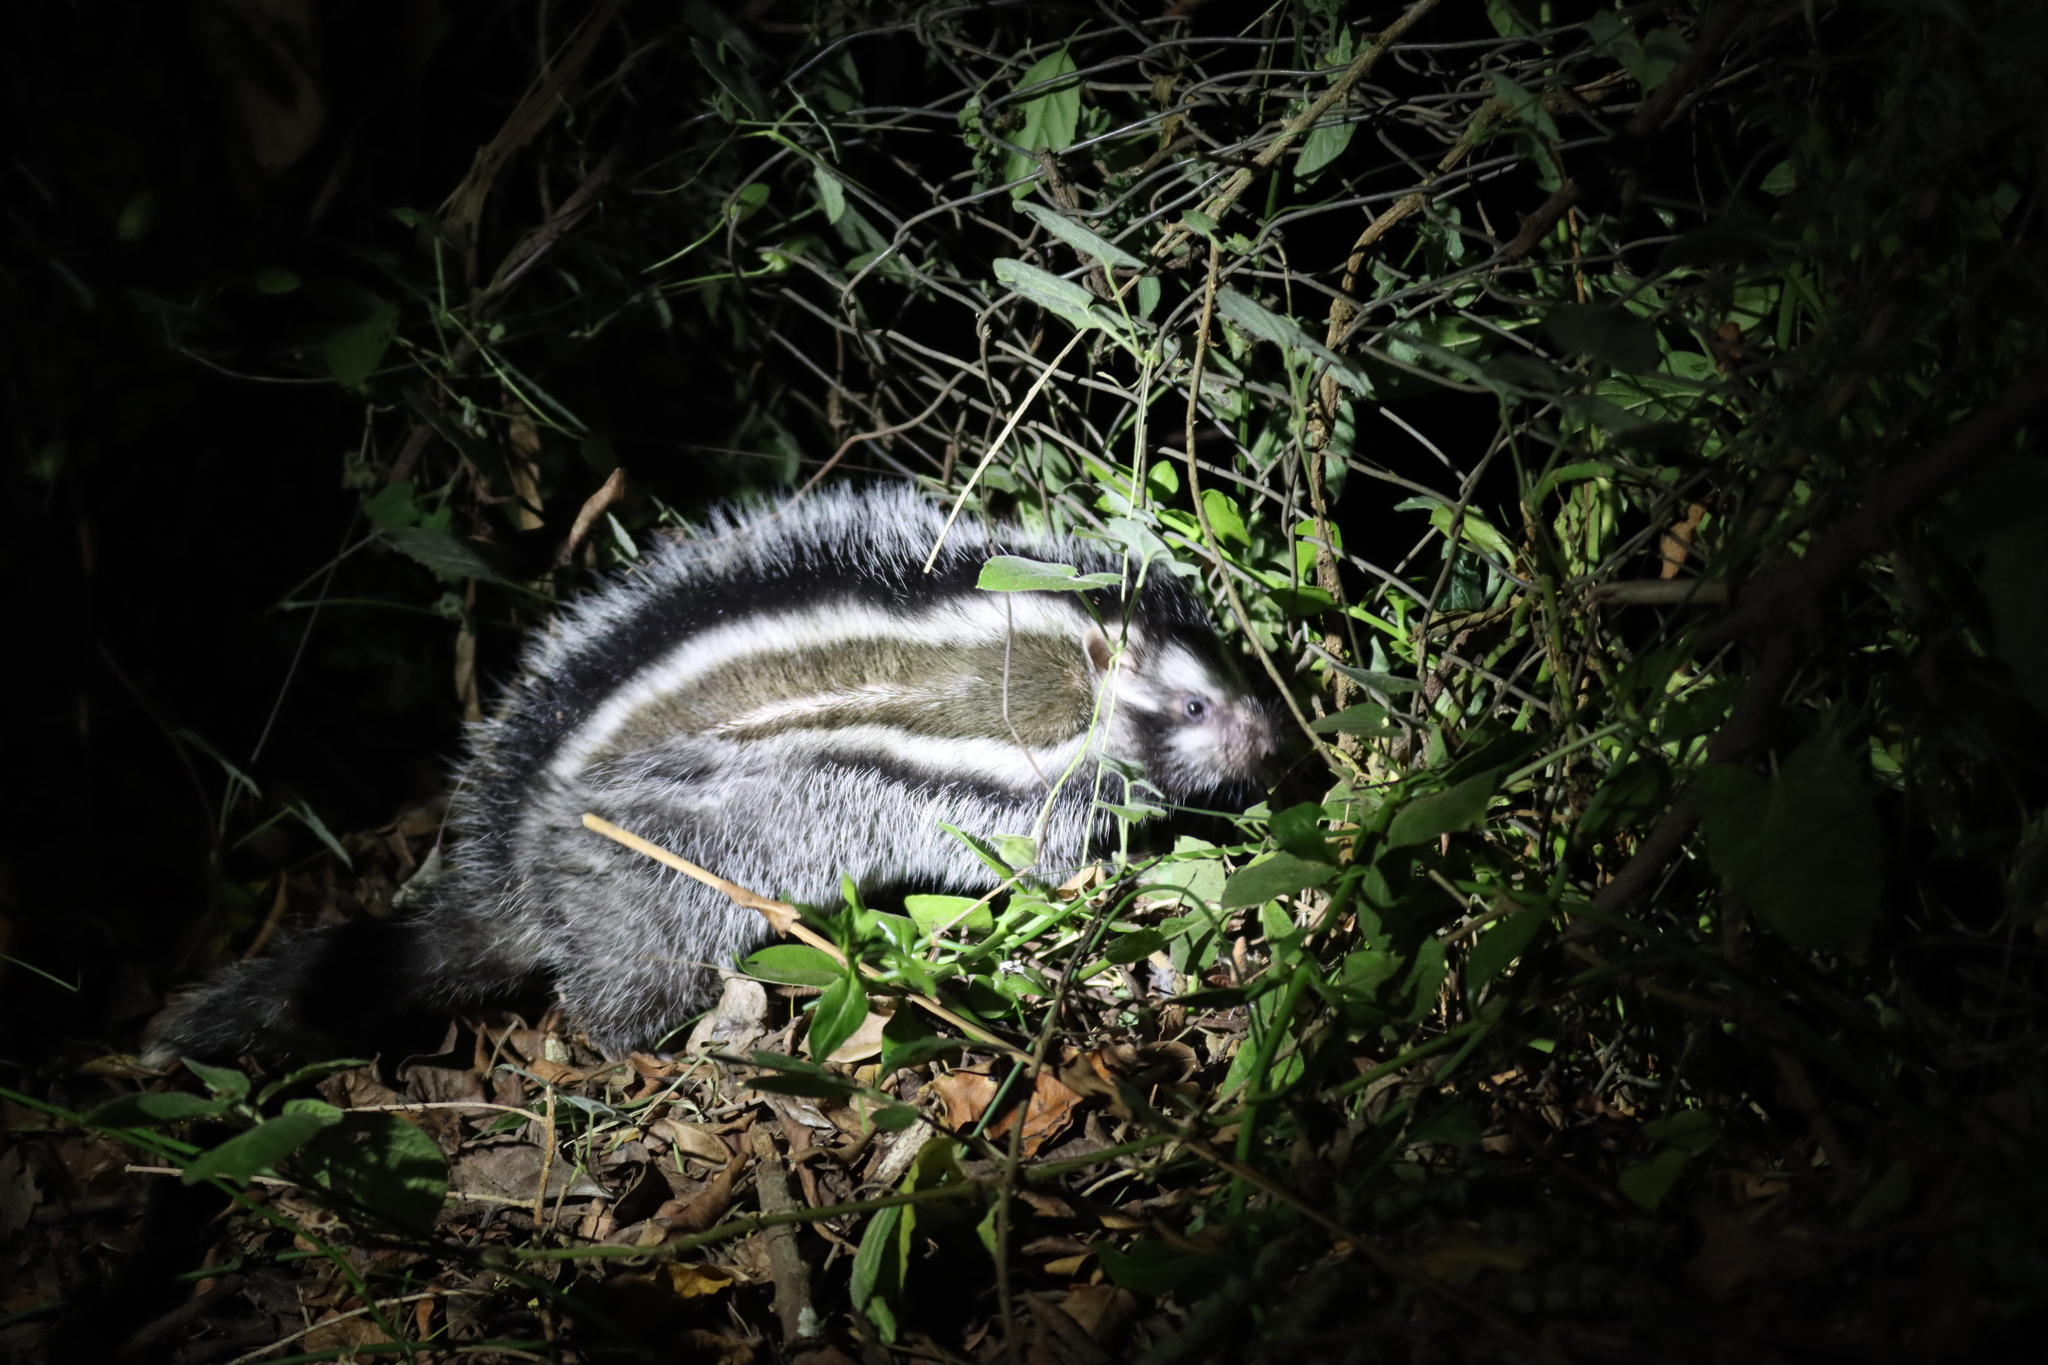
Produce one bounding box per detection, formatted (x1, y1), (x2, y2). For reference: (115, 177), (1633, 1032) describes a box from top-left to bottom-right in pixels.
(1760, 161), (1797, 196)
(1295, 119), (1355, 179)
(1016, 201), (1143, 270)
(1980, 514), (2048, 718)
(1003, 47), (1080, 195)
(326, 300), (400, 389)
(850, 1203), (906, 1340)
(975, 554), (1122, 592)
(812, 164), (847, 224)
(742, 943), (843, 987)
(1408, 1105), (1482, 1147)
(1617, 1147), (1688, 1210)
(1213, 290), (1372, 394)
(1219, 852), (1338, 908)
(1697, 736), (1883, 953)
(362, 482), (422, 529)
(1200, 489), (1249, 547)
(1098, 1238), (1237, 1296)
(1324, 662), (1421, 694)
(1544, 304), (1661, 373)
(1465, 904), (1547, 994)
(1102, 929), (1168, 964)
(183, 1058), (252, 1100)
(253, 267), (299, 294)
(692, 38), (767, 118)
(88, 1091), (235, 1126)
(1310, 703), (1396, 737)
(1641, 1109), (1717, 1153)
(384, 527), (502, 584)
(806, 970), (870, 1062)
(992, 259), (1128, 339)
(296, 1112), (449, 1233)
(1269, 803), (1339, 865)
(181, 1111), (340, 1187)
(1844, 1159), (1912, 1233)
(1486, 73), (1559, 139)
(904, 894), (993, 939)
(1386, 770), (1498, 848)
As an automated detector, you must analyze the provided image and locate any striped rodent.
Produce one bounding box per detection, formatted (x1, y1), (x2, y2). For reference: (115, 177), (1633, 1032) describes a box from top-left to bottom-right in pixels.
(145, 484), (1276, 1062)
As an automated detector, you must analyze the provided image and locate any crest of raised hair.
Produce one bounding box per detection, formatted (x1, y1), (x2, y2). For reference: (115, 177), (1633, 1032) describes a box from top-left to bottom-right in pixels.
(145, 484), (1276, 1063)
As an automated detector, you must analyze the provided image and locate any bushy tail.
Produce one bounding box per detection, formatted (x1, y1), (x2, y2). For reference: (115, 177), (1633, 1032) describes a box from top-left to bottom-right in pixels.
(142, 901), (538, 1067)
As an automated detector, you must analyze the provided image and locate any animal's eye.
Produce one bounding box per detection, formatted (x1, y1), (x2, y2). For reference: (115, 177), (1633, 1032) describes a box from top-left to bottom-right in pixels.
(1182, 695), (1209, 721)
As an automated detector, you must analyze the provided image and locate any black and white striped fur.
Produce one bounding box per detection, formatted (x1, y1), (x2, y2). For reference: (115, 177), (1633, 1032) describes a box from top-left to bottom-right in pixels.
(145, 484), (1275, 1061)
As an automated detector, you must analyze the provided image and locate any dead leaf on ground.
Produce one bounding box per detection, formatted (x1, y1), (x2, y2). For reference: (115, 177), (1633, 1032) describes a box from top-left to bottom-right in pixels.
(1408, 1234), (1532, 1282)
(666, 1262), (741, 1297)
(1058, 1284), (1137, 1343)
(1687, 1208), (1814, 1299)
(303, 1309), (394, 1351)
(654, 1117), (735, 1165)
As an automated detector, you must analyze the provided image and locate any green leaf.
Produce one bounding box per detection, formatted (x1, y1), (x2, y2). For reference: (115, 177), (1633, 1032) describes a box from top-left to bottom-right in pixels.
(183, 1057), (252, 1101)
(1544, 304), (1661, 373)
(742, 944), (844, 988)
(1386, 770), (1498, 848)
(1213, 290), (1372, 395)
(1486, 73), (1559, 139)
(991, 258), (1131, 340)
(1408, 1105), (1482, 1147)
(1697, 736), (1883, 953)
(1200, 489), (1249, 547)
(1323, 662), (1421, 694)
(1465, 904), (1547, 994)
(692, 37), (768, 119)
(1310, 703), (1396, 737)
(1979, 511), (2048, 719)
(295, 1113), (449, 1233)
(88, 1091), (235, 1127)
(181, 1111), (340, 1187)
(904, 894), (994, 939)
(1003, 47), (1080, 196)
(325, 300), (400, 390)
(1641, 1109), (1717, 1153)
(1295, 120), (1355, 179)
(1844, 1159), (1912, 1233)
(850, 1203), (906, 1341)
(975, 553), (1123, 592)
(1102, 929), (1168, 965)
(807, 970), (870, 1062)
(252, 267), (299, 294)
(1098, 1238), (1236, 1296)
(812, 165), (847, 225)
(1269, 803), (1338, 866)
(1219, 853), (1338, 909)
(1016, 201), (1143, 270)
(1759, 161), (1797, 196)
(383, 527), (502, 584)
(1617, 1147), (1688, 1210)
(116, 190), (154, 242)
(362, 482), (422, 529)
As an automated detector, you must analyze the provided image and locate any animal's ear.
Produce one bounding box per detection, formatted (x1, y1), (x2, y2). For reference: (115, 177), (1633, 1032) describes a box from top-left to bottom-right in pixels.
(1084, 627), (1115, 677)
(1082, 627), (1135, 677)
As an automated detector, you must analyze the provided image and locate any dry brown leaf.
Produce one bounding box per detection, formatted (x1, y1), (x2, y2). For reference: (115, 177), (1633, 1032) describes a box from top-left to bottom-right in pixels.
(678, 1329), (755, 1364)
(665, 1262), (740, 1298)
(1408, 1235), (1531, 1282)
(932, 1069), (999, 1129)
(654, 1118), (733, 1165)
(1058, 1284), (1137, 1343)
(1044, 1252), (1092, 1277)
(526, 1057), (583, 1086)
(1687, 1208), (1813, 1299)
(650, 1153), (744, 1235)
(303, 1309), (394, 1352)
